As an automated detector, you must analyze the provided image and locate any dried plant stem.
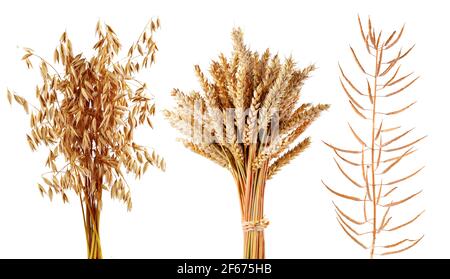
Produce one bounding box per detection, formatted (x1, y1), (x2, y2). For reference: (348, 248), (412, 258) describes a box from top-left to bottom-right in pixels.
(324, 16), (424, 258)
(243, 222), (266, 259)
(84, 197), (102, 259)
(84, 175), (103, 259)
(369, 48), (379, 258)
(242, 162), (268, 259)
(79, 194), (102, 259)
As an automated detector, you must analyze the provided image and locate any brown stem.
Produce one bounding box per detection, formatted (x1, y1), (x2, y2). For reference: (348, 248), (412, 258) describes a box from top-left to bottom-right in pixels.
(84, 195), (102, 259)
(82, 124), (103, 260)
(81, 163), (103, 259)
(242, 162), (268, 259)
(370, 47), (379, 259)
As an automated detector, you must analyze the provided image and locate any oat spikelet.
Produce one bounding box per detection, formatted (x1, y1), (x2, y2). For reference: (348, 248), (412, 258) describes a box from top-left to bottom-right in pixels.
(165, 27), (329, 259)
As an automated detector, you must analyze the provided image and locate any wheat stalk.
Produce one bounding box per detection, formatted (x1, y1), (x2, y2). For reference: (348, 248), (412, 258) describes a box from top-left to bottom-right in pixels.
(7, 19), (165, 259)
(165, 28), (328, 259)
(323, 16), (424, 258)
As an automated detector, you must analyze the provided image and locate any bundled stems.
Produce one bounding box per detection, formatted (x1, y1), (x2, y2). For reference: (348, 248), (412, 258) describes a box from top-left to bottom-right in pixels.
(82, 164), (103, 259)
(81, 191), (102, 259)
(242, 162), (268, 259)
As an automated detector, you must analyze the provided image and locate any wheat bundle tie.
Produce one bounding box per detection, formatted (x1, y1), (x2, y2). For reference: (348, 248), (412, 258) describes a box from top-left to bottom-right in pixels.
(242, 218), (270, 232)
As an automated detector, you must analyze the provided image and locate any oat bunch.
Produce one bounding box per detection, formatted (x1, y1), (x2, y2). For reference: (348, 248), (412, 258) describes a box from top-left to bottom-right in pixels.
(165, 28), (329, 259)
(7, 19), (165, 259)
(323, 16), (424, 258)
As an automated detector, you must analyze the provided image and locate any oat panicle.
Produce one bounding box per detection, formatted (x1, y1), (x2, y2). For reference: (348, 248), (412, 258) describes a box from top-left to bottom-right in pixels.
(8, 19), (164, 259)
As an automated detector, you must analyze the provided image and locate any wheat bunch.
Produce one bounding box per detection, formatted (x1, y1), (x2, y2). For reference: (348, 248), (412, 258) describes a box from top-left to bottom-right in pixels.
(165, 28), (329, 259)
(322, 16), (424, 258)
(7, 19), (165, 259)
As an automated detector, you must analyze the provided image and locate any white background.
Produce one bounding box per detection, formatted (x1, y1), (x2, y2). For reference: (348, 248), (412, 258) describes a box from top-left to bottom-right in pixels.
(0, 0), (447, 259)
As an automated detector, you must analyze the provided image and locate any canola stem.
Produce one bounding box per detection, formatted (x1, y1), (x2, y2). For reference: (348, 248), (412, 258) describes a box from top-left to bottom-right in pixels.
(370, 46), (379, 259)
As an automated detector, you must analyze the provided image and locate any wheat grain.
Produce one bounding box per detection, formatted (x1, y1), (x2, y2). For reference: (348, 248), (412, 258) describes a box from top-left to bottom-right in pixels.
(166, 27), (328, 259)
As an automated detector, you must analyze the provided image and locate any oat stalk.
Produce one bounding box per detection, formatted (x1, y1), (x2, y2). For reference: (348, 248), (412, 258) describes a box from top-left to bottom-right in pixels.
(7, 19), (165, 259)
